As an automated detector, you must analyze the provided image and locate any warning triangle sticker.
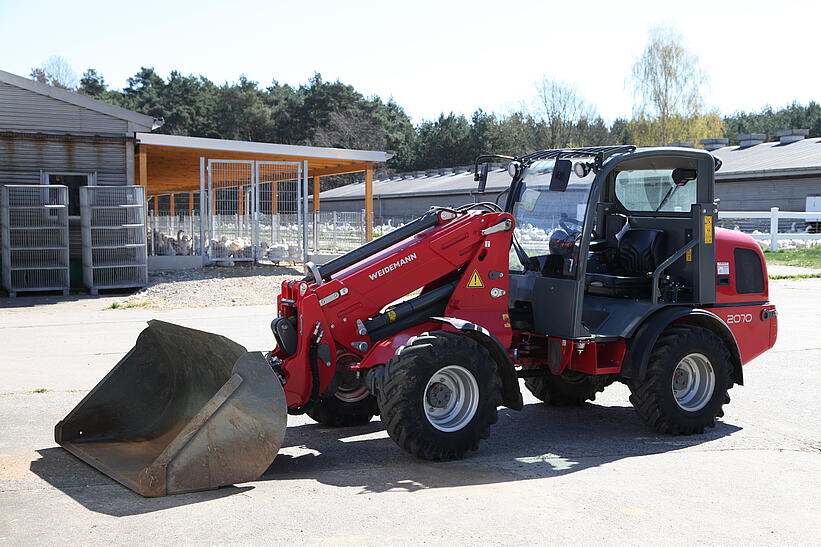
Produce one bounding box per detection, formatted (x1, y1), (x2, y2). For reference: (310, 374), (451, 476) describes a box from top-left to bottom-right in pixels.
(467, 270), (484, 288)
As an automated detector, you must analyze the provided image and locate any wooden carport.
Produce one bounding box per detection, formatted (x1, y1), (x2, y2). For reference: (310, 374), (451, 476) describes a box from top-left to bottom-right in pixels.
(134, 133), (392, 242)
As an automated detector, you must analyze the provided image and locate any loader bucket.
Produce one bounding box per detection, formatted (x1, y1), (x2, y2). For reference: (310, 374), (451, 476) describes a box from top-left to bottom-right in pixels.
(55, 320), (287, 497)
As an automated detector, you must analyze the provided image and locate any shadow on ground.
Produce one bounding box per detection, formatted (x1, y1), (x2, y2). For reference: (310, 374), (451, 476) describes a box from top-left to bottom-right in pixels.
(30, 400), (740, 516)
(29, 447), (252, 516)
(265, 402), (741, 493)
(0, 290), (132, 309)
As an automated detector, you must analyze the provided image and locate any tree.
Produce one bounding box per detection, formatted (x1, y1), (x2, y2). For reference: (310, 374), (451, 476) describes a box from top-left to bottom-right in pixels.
(534, 77), (598, 147)
(412, 113), (473, 169)
(212, 76), (274, 142)
(629, 26), (709, 144)
(724, 101), (821, 141)
(30, 55), (78, 89)
(78, 69), (107, 98)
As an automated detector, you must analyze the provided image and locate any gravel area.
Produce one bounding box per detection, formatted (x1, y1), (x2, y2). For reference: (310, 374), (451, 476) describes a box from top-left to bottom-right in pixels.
(119, 263), (302, 309)
(110, 261), (819, 311)
(767, 264), (821, 276)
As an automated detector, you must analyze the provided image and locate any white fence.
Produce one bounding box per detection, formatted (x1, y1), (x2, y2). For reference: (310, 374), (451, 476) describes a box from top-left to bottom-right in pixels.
(718, 208), (821, 251)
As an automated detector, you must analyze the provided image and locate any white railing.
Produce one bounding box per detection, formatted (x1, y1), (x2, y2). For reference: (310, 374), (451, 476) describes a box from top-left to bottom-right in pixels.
(718, 208), (821, 251)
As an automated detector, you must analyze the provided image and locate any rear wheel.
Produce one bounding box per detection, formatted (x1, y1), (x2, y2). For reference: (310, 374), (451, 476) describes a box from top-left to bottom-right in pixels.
(629, 325), (732, 435)
(376, 331), (501, 460)
(523, 367), (603, 406)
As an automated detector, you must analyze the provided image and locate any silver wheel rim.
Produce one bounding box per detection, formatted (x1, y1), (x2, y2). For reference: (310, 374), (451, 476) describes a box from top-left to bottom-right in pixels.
(672, 353), (715, 412)
(334, 385), (370, 403)
(423, 365), (479, 432)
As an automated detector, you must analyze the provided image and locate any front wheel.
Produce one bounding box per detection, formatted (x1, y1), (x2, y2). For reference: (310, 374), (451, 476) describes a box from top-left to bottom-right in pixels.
(307, 353), (378, 427)
(629, 325), (733, 435)
(376, 331), (501, 460)
(307, 388), (378, 427)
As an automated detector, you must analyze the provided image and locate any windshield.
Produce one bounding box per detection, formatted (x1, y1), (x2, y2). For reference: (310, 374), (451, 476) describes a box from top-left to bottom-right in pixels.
(512, 160), (594, 268)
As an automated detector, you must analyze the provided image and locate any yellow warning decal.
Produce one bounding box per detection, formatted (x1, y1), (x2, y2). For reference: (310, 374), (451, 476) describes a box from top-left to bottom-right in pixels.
(387, 309), (397, 323)
(704, 216), (713, 244)
(685, 248), (693, 262)
(467, 269), (484, 288)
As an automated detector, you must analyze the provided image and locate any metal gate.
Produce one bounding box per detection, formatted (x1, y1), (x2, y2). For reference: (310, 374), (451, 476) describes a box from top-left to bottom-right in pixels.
(255, 161), (303, 263)
(205, 159), (305, 263)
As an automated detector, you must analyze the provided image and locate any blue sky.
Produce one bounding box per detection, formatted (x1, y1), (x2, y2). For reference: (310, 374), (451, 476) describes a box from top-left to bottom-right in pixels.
(1, 0), (819, 123)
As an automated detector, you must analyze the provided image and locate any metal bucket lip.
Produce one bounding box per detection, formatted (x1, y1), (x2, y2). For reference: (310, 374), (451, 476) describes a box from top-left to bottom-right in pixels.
(56, 321), (287, 497)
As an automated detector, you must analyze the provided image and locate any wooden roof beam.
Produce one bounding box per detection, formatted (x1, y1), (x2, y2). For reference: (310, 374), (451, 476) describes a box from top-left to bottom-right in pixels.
(312, 162), (372, 177)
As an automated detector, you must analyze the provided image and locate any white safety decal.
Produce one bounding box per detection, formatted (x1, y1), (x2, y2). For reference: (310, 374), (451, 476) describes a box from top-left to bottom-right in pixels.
(369, 253), (417, 280)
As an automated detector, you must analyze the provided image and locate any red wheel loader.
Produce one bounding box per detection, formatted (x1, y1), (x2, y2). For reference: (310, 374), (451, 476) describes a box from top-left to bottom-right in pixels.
(56, 145), (778, 496)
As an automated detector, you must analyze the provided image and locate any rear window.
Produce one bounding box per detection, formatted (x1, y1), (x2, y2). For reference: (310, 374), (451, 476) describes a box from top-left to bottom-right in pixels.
(614, 169), (697, 213)
(734, 248), (765, 294)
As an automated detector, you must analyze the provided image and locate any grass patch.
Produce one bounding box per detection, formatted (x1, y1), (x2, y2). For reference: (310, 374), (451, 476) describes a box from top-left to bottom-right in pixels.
(764, 247), (821, 269)
(29, 388), (50, 394)
(108, 300), (149, 310)
(769, 273), (821, 280)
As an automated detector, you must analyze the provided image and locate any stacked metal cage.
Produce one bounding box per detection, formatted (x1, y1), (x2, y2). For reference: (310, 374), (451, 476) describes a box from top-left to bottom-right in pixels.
(80, 186), (147, 294)
(0, 185), (70, 297)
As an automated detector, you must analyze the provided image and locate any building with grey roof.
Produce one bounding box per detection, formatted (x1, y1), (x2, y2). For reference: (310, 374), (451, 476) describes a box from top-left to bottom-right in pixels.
(317, 132), (821, 220)
(0, 69), (159, 287)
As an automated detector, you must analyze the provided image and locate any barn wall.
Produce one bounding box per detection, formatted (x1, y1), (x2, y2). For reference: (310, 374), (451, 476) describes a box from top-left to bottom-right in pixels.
(0, 134), (129, 185)
(0, 82), (133, 187)
(715, 177), (821, 211)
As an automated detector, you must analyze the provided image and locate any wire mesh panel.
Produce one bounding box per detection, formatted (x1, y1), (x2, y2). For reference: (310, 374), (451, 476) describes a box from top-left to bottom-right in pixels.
(256, 161), (302, 262)
(80, 186), (147, 294)
(207, 161), (255, 262)
(309, 211), (365, 254)
(146, 193), (202, 256)
(1, 185), (70, 296)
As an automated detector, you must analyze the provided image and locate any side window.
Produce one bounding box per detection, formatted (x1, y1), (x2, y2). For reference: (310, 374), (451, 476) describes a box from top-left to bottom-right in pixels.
(614, 169), (697, 213)
(734, 248), (765, 294)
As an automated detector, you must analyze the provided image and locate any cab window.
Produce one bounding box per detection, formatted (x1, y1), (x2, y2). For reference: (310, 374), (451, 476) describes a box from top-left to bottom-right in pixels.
(614, 169), (697, 213)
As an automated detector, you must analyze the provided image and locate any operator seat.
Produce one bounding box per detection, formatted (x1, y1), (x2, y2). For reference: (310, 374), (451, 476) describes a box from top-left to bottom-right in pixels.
(585, 227), (666, 298)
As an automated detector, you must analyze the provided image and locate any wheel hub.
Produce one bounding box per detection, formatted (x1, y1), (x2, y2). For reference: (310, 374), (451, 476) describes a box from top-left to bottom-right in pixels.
(671, 352), (715, 412)
(422, 365), (479, 433)
(333, 353), (370, 403)
(426, 382), (453, 408)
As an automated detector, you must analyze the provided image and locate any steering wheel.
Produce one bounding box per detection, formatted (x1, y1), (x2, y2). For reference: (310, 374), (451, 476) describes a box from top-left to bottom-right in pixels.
(559, 218), (583, 234)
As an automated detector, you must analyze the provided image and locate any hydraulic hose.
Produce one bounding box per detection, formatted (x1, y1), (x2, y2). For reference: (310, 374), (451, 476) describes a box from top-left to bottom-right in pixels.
(287, 328), (322, 415)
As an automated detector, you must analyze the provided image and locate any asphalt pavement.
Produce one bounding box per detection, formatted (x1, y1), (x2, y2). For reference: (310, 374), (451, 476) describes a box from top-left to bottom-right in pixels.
(0, 279), (819, 545)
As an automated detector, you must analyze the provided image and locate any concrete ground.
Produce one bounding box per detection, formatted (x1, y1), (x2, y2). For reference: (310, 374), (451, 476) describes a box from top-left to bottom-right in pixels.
(1, 280), (819, 545)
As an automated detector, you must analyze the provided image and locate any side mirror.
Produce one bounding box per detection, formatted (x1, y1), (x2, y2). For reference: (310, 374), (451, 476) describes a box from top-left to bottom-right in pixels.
(671, 168), (697, 186)
(477, 163), (489, 193)
(549, 159), (572, 192)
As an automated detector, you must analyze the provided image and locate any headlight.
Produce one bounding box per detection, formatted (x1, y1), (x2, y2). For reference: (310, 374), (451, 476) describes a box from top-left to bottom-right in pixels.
(573, 162), (590, 178)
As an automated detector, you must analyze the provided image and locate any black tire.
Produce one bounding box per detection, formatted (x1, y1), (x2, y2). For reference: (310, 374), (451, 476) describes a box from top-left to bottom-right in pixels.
(523, 367), (603, 406)
(376, 330), (501, 461)
(307, 392), (378, 427)
(628, 325), (732, 435)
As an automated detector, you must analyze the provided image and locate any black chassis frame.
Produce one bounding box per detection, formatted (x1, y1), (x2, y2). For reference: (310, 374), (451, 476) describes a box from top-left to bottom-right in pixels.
(504, 146), (720, 341)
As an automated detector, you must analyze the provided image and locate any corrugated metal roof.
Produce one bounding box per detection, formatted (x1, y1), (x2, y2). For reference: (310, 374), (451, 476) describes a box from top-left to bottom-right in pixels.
(320, 139), (821, 201)
(710, 137), (821, 177)
(0, 69), (155, 131)
(136, 133), (394, 163)
(320, 169), (513, 201)
(0, 81), (131, 134)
